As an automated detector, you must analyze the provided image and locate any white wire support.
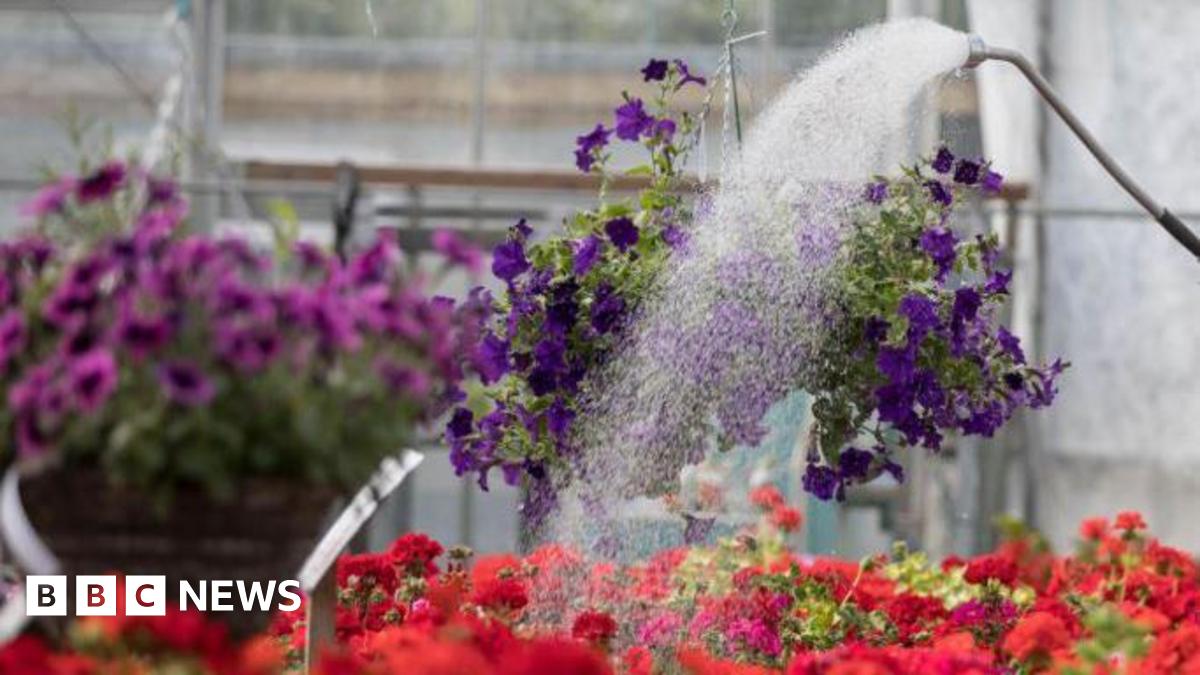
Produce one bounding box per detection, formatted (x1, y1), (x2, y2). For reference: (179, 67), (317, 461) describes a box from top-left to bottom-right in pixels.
(51, 0), (254, 226)
(144, 5), (188, 170)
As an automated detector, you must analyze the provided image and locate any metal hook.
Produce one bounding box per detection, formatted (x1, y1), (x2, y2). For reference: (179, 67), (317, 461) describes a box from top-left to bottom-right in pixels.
(721, 7), (738, 34)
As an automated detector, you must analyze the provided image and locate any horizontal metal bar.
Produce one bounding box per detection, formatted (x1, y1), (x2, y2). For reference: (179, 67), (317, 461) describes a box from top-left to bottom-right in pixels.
(0, 0), (170, 13)
(375, 205), (543, 221)
(243, 161), (670, 193)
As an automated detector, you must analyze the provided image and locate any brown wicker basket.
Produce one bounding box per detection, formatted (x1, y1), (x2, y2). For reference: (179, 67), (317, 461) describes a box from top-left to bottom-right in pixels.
(19, 468), (339, 635)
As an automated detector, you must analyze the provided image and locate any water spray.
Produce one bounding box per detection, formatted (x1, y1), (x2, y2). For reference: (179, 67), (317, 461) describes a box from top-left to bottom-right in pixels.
(964, 34), (1200, 261)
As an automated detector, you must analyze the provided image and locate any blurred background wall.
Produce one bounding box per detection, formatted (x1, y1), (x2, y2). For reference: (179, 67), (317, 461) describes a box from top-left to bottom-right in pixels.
(995, 0), (1200, 551)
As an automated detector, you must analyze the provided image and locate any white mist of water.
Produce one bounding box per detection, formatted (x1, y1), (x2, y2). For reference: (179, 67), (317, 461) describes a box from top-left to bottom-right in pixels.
(549, 19), (971, 556)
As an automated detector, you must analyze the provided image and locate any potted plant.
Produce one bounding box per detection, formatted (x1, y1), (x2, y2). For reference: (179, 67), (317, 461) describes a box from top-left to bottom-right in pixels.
(2, 158), (486, 629)
(445, 61), (1065, 542)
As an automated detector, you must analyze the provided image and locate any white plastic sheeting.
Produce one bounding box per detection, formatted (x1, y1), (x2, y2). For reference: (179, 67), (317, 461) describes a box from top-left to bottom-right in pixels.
(973, 0), (1200, 550)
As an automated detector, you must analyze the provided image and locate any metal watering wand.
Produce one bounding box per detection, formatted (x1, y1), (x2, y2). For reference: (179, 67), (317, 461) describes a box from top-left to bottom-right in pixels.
(964, 34), (1200, 261)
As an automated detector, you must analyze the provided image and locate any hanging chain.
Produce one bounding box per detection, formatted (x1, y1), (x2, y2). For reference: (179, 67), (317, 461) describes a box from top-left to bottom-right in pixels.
(676, 1), (765, 182)
(721, 1), (741, 151)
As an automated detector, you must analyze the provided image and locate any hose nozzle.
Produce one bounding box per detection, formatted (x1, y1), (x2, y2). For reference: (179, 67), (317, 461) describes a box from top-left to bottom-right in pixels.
(965, 33), (989, 68)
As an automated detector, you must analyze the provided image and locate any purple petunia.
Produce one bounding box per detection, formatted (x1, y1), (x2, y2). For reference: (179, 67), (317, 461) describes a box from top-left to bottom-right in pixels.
(875, 382), (917, 429)
(217, 324), (282, 373)
(985, 270), (1012, 295)
(604, 216), (639, 252)
(864, 181), (888, 204)
(574, 124), (612, 173)
(661, 224), (688, 250)
(158, 361), (216, 406)
(432, 229), (483, 276)
(590, 283), (626, 334)
(863, 316), (889, 344)
(572, 235), (602, 276)
(912, 369), (946, 409)
(641, 58), (669, 82)
(533, 336), (566, 373)
(614, 98), (655, 141)
(117, 310), (171, 359)
(952, 287), (982, 324)
(924, 180), (953, 207)
(68, 348), (118, 412)
(527, 366), (557, 396)
(673, 59), (707, 89)
(919, 227), (957, 282)
(447, 407), (474, 439)
(898, 292), (940, 340)
(838, 447), (874, 481)
(376, 359), (431, 397)
(982, 169), (1004, 192)
(546, 397), (574, 440)
(76, 161), (127, 204)
(0, 311), (26, 368)
(996, 326), (1026, 364)
(491, 239), (530, 282)
(544, 282), (579, 334)
(652, 118), (676, 143)
(953, 159), (981, 185)
(876, 346), (916, 384)
(293, 241), (330, 274)
(932, 147), (955, 173)
(145, 175), (179, 206)
(474, 332), (511, 384)
(20, 177), (75, 218)
(312, 297), (362, 352)
(803, 463), (841, 501)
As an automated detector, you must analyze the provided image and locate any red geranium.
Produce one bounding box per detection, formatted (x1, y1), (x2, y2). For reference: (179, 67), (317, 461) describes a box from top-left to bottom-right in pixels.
(1003, 611), (1071, 663)
(390, 533), (444, 577)
(964, 554), (1019, 587)
(884, 593), (948, 642)
(1079, 517), (1109, 541)
(337, 552), (398, 593)
(498, 638), (612, 675)
(750, 484), (786, 510)
(770, 506), (804, 533)
(471, 577), (529, 614)
(623, 645), (655, 675)
(1133, 624), (1200, 674)
(572, 610), (619, 644)
(1115, 511), (1148, 533)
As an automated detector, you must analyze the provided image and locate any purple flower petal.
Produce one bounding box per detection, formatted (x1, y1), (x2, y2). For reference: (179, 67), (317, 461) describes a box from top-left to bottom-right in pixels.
(572, 235), (602, 276)
(158, 361), (215, 407)
(491, 239), (530, 282)
(76, 161), (126, 203)
(931, 147), (955, 173)
(604, 217), (639, 252)
(641, 58), (669, 82)
(613, 98), (655, 141)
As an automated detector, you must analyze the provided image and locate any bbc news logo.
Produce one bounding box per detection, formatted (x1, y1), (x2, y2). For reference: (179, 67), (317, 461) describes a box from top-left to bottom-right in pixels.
(26, 576), (303, 616)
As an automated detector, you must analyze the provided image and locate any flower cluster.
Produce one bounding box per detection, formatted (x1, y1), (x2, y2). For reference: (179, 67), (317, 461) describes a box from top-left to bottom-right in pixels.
(803, 147), (1066, 500)
(5, 160), (485, 498)
(446, 59), (705, 523)
(749, 484), (804, 534)
(12, 510), (1200, 675)
(454, 59), (1062, 511)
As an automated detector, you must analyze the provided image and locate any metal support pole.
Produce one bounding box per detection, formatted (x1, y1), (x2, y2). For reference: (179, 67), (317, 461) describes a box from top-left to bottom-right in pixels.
(759, 0), (776, 97)
(186, 0), (225, 231)
(470, 0), (488, 166)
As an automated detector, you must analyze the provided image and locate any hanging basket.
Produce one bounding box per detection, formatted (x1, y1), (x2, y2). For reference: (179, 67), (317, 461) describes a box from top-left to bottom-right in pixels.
(10, 467), (340, 635)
